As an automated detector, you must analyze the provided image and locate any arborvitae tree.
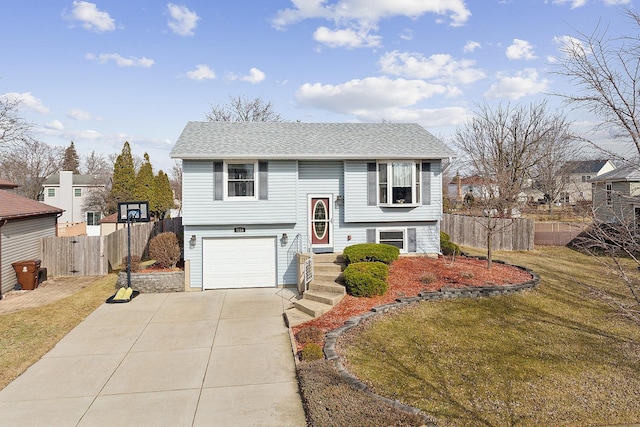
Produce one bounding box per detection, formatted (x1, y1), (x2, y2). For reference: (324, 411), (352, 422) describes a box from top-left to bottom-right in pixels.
(134, 152), (155, 207)
(108, 141), (136, 212)
(154, 170), (175, 218)
(62, 141), (80, 173)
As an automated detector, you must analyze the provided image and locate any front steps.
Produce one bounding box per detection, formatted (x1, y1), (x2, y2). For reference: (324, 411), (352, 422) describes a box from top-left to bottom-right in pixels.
(284, 253), (347, 327)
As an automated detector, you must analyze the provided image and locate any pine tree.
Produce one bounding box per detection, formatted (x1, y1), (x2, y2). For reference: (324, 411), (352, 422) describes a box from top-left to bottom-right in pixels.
(108, 141), (136, 212)
(62, 141), (80, 173)
(134, 152), (155, 209)
(154, 170), (175, 218)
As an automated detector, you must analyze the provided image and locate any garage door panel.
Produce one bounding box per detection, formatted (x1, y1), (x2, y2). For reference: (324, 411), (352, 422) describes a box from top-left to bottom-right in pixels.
(203, 237), (276, 289)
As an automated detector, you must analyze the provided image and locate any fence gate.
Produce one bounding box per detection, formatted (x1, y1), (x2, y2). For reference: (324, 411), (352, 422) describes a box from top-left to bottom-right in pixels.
(41, 235), (108, 277)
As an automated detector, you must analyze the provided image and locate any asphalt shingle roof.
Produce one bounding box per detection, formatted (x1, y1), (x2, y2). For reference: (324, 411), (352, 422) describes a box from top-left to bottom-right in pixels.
(170, 122), (456, 160)
(563, 159), (613, 174)
(42, 173), (109, 186)
(0, 190), (63, 220)
(591, 164), (640, 182)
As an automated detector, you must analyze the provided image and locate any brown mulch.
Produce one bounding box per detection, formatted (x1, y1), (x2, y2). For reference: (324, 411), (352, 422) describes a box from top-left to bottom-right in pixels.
(293, 255), (532, 349)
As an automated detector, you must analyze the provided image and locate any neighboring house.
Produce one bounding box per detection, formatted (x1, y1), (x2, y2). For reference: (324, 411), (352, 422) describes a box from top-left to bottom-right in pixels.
(170, 122), (456, 290)
(591, 164), (640, 224)
(447, 174), (492, 202)
(97, 212), (128, 235)
(42, 171), (108, 236)
(560, 159), (616, 205)
(0, 183), (63, 297)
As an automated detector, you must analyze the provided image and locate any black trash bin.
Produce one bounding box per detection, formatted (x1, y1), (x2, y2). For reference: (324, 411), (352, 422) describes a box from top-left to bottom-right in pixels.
(11, 260), (42, 290)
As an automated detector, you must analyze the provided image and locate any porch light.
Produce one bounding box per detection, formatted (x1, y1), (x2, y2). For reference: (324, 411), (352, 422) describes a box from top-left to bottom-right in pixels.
(190, 235), (196, 247)
(281, 233), (288, 245)
(336, 195), (344, 206)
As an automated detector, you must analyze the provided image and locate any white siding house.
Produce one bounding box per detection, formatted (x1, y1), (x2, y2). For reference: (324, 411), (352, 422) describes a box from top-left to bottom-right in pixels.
(170, 122), (456, 290)
(42, 171), (108, 236)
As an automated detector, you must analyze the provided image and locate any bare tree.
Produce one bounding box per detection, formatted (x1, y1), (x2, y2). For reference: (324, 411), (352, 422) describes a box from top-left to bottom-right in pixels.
(205, 94), (285, 122)
(0, 138), (63, 199)
(170, 160), (182, 215)
(82, 150), (111, 176)
(453, 101), (573, 268)
(554, 8), (640, 161)
(573, 203), (640, 325)
(532, 132), (583, 213)
(0, 95), (32, 146)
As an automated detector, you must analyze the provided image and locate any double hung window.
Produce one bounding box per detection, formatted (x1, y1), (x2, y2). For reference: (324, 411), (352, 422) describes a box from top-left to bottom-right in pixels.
(378, 161), (420, 205)
(226, 162), (256, 199)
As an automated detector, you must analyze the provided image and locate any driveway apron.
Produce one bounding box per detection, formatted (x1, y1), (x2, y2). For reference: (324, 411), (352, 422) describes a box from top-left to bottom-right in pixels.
(0, 288), (307, 427)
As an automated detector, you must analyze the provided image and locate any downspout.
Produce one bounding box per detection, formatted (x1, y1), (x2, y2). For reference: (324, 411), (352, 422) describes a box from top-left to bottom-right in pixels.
(0, 219), (8, 299)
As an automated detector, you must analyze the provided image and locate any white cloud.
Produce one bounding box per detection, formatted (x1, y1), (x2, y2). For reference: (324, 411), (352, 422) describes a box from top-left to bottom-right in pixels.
(45, 120), (64, 131)
(551, 0), (587, 7)
(67, 108), (94, 120)
(399, 29), (413, 41)
(67, 1), (116, 33)
(272, 0), (471, 29)
(296, 76), (450, 115)
(506, 39), (536, 60)
(241, 68), (266, 83)
(379, 51), (486, 85)
(0, 92), (49, 113)
(484, 68), (549, 99)
(186, 64), (216, 80)
(272, 0), (470, 50)
(313, 25), (381, 48)
(167, 3), (200, 36)
(85, 53), (154, 67)
(463, 41), (481, 53)
(358, 106), (468, 127)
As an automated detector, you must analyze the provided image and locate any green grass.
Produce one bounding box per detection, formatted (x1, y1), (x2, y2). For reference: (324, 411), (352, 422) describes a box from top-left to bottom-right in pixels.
(343, 247), (640, 426)
(0, 275), (116, 390)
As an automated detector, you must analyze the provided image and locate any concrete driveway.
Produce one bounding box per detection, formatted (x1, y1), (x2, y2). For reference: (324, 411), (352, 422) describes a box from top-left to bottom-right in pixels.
(0, 288), (307, 427)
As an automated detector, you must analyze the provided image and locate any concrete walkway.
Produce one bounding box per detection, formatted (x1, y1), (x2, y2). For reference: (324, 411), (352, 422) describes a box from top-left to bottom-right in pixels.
(0, 288), (307, 427)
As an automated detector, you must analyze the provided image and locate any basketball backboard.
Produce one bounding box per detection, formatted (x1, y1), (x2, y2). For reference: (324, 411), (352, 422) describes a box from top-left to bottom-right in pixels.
(117, 201), (151, 223)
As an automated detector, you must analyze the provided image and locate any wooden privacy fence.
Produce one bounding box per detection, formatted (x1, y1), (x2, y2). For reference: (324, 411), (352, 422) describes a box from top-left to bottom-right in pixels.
(41, 217), (182, 278)
(441, 213), (534, 251)
(534, 222), (588, 246)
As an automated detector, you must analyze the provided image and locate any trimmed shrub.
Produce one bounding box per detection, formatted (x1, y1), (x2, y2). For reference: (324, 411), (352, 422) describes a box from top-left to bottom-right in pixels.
(296, 326), (324, 345)
(342, 243), (400, 265)
(301, 343), (324, 361)
(149, 232), (181, 269)
(440, 231), (461, 256)
(343, 261), (389, 297)
(121, 255), (141, 272)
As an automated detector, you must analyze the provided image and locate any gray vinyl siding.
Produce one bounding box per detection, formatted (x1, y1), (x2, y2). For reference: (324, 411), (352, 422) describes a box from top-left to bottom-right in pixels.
(184, 224), (299, 288)
(182, 159), (297, 225)
(343, 160), (443, 223)
(593, 180), (640, 224)
(295, 161), (346, 252)
(1, 216), (57, 295)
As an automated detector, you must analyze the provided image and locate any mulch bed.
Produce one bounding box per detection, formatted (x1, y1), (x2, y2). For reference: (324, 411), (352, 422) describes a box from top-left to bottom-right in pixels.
(293, 255), (532, 349)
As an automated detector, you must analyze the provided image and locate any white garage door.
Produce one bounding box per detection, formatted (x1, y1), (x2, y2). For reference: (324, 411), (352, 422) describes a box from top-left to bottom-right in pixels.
(202, 237), (276, 289)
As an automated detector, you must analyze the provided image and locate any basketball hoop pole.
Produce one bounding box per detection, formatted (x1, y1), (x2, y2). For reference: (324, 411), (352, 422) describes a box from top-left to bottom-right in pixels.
(127, 211), (132, 289)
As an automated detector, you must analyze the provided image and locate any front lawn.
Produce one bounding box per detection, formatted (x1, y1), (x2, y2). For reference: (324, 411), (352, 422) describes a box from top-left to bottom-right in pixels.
(0, 275), (116, 390)
(336, 247), (640, 426)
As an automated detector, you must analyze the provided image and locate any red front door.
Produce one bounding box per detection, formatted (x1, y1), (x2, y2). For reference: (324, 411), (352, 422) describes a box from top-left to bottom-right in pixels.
(310, 197), (330, 245)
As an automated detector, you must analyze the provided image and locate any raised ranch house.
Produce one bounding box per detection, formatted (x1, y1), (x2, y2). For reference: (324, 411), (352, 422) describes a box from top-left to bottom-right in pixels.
(170, 122), (456, 290)
(560, 159), (616, 205)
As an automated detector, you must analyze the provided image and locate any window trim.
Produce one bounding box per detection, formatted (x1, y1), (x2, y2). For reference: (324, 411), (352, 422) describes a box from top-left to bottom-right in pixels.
(376, 227), (407, 253)
(223, 160), (259, 201)
(86, 211), (101, 226)
(377, 160), (420, 207)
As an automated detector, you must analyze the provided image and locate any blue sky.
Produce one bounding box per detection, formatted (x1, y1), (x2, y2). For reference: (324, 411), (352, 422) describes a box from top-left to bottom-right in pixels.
(0, 0), (636, 173)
